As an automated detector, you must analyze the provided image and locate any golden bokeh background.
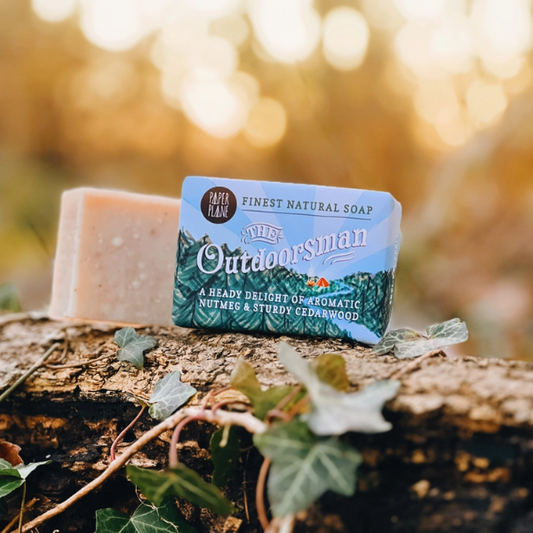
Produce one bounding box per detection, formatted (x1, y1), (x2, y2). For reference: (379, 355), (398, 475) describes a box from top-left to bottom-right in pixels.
(1, 0), (533, 359)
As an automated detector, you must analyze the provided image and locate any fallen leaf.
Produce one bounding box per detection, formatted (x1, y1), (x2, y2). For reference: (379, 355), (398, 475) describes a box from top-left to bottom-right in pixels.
(0, 440), (23, 466)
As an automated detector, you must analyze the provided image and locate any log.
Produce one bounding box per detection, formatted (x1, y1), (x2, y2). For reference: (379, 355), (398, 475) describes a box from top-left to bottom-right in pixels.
(1, 316), (533, 533)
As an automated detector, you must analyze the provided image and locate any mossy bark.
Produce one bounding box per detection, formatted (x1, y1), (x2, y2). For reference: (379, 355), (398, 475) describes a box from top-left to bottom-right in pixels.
(1, 316), (533, 533)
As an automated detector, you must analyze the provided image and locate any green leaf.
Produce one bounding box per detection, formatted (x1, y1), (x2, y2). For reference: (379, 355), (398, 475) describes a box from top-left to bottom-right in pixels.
(0, 498), (7, 517)
(210, 427), (240, 488)
(371, 328), (422, 356)
(114, 326), (138, 347)
(0, 459), (51, 499)
(310, 353), (350, 391)
(0, 477), (24, 499)
(230, 358), (295, 420)
(114, 327), (158, 369)
(0, 459), (13, 470)
(0, 460), (50, 480)
(96, 498), (197, 533)
(148, 372), (196, 421)
(130, 500), (197, 533)
(0, 466), (20, 478)
(372, 318), (469, 359)
(253, 385), (295, 420)
(96, 508), (136, 533)
(127, 465), (235, 516)
(15, 460), (51, 479)
(229, 359), (262, 403)
(278, 342), (399, 435)
(254, 419), (362, 517)
(0, 283), (21, 312)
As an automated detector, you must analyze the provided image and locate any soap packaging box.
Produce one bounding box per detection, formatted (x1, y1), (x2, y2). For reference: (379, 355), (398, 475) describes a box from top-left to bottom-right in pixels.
(173, 177), (402, 344)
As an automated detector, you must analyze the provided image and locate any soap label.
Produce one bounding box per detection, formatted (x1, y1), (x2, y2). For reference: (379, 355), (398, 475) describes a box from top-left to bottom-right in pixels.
(173, 177), (402, 344)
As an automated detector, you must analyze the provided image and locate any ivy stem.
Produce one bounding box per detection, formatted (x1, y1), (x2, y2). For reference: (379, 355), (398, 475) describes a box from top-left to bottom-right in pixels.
(267, 515), (295, 533)
(265, 385), (303, 423)
(211, 400), (252, 415)
(214, 386), (231, 396)
(168, 414), (204, 468)
(16, 483), (26, 533)
(256, 457), (271, 531)
(390, 349), (444, 380)
(110, 405), (146, 463)
(243, 450), (251, 522)
(46, 340), (69, 365)
(275, 384), (302, 412)
(0, 498), (38, 533)
(286, 395), (310, 419)
(201, 390), (215, 410)
(200, 386), (232, 411)
(265, 409), (291, 423)
(266, 385), (305, 423)
(0, 343), (61, 404)
(17, 407), (266, 533)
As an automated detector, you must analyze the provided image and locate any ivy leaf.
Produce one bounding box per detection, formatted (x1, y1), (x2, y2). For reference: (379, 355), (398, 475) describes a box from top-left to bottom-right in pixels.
(0, 458), (52, 498)
(0, 283), (21, 312)
(254, 419), (362, 517)
(15, 460), (51, 479)
(310, 353), (350, 391)
(0, 478), (24, 499)
(96, 508), (135, 533)
(253, 386), (296, 420)
(307, 380), (400, 436)
(210, 427), (240, 488)
(114, 327), (158, 369)
(127, 464), (235, 516)
(371, 328), (422, 356)
(96, 498), (198, 533)
(372, 318), (469, 359)
(229, 358), (262, 402)
(278, 342), (399, 435)
(147, 372), (196, 421)
(230, 358), (295, 420)
(0, 459), (50, 480)
(129, 500), (198, 533)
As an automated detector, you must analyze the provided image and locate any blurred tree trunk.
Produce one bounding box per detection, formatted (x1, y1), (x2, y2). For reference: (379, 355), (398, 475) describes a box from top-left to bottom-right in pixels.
(1, 317), (533, 533)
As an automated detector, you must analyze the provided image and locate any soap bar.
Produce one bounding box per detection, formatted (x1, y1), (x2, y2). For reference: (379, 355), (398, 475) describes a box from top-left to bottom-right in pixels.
(50, 188), (180, 326)
(173, 177), (402, 343)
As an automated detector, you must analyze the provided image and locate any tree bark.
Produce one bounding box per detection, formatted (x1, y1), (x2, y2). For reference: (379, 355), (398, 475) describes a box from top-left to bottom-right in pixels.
(1, 316), (533, 533)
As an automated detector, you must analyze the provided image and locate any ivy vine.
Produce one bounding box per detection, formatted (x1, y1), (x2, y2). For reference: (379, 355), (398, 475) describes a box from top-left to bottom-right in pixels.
(0, 318), (468, 533)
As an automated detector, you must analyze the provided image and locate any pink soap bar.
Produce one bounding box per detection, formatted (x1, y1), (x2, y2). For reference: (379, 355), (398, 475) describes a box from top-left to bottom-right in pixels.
(50, 188), (180, 326)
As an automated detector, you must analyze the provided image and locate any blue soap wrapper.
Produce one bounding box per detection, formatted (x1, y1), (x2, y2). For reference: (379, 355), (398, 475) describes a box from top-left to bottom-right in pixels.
(173, 177), (402, 344)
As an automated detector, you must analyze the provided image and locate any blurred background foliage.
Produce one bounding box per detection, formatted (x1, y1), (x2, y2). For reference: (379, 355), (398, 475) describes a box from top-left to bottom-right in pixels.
(1, 0), (533, 359)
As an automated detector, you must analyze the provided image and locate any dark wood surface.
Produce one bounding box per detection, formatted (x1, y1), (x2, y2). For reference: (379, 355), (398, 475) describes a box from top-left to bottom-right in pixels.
(2, 316), (533, 533)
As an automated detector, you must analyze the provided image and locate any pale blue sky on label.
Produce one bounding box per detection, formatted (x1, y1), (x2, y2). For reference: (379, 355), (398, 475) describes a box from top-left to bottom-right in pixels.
(180, 176), (401, 278)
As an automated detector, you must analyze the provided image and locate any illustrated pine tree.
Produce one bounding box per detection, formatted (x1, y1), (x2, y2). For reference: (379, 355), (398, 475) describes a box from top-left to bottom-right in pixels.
(174, 231), (395, 339)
